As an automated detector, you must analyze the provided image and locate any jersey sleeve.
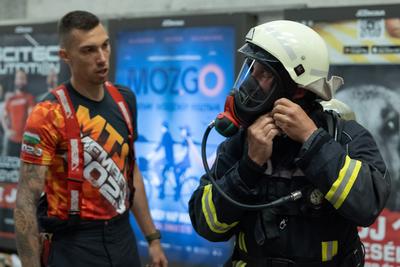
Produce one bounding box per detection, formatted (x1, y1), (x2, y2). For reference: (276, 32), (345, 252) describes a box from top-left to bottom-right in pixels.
(20, 100), (64, 165)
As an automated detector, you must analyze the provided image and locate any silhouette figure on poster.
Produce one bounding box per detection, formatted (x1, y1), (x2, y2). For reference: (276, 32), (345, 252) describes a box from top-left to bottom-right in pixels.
(156, 121), (178, 199)
(140, 123), (199, 209)
(174, 126), (192, 201)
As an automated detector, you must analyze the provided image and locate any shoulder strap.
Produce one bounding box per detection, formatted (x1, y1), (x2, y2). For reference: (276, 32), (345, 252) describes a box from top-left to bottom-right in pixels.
(104, 81), (136, 204)
(51, 85), (84, 220)
(104, 82), (134, 139)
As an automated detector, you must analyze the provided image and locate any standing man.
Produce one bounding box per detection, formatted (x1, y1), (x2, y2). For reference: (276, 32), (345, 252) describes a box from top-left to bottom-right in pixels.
(14, 10), (168, 267)
(189, 20), (390, 266)
(2, 69), (35, 157)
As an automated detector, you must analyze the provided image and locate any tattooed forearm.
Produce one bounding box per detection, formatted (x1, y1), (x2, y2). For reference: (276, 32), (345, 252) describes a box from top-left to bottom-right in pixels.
(14, 162), (47, 267)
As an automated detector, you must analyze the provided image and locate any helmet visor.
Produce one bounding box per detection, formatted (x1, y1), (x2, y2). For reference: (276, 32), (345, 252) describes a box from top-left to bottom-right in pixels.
(233, 58), (279, 110)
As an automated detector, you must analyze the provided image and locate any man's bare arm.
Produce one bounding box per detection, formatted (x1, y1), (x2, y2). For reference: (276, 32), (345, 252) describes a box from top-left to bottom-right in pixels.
(14, 162), (47, 267)
(130, 161), (168, 266)
(131, 161), (157, 236)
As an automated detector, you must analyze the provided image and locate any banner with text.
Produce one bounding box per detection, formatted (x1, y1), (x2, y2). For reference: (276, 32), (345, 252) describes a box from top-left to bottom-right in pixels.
(0, 22), (61, 252)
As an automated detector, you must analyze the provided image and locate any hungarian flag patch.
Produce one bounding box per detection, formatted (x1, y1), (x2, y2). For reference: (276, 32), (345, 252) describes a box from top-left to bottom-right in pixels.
(23, 132), (41, 145)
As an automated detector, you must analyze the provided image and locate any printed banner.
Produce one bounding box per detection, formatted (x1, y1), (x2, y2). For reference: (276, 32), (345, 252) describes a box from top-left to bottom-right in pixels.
(333, 64), (400, 267)
(360, 210), (400, 266)
(0, 22), (61, 251)
(114, 24), (236, 266)
(284, 4), (400, 65)
(313, 18), (400, 64)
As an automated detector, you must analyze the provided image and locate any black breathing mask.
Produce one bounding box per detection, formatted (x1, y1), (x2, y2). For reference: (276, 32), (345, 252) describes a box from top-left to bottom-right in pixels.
(215, 55), (292, 137)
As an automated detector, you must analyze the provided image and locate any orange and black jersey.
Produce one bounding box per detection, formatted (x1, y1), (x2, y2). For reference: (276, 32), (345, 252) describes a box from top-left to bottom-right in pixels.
(20, 82), (137, 220)
(189, 110), (390, 265)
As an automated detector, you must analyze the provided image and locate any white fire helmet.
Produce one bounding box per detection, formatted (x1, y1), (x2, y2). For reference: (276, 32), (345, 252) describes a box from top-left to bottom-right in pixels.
(239, 20), (343, 100)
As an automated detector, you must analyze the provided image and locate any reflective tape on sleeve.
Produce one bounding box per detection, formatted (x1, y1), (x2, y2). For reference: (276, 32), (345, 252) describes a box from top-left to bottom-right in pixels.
(325, 155), (362, 209)
(201, 184), (239, 234)
(322, 240), (338, 262)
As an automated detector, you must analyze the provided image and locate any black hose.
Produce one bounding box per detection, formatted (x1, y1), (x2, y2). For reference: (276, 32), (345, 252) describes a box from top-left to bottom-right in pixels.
(201, 121), (302, 210)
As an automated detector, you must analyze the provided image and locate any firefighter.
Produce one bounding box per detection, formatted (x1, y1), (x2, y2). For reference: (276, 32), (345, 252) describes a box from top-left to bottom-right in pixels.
(189, 20), (390, 267)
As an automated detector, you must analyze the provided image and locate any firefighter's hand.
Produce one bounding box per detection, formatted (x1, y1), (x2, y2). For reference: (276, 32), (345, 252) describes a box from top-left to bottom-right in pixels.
(147, 240), (168, 267)
(247, 113), (280, 166)
(271, 98), (317, 143)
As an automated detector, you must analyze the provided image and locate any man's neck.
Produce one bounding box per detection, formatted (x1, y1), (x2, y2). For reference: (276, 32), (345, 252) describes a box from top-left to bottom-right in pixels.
(70, 77), (104, 101)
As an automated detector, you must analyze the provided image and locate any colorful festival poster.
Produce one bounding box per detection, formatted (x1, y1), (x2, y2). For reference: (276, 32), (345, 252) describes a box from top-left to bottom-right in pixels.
(114, 25), (236, 266)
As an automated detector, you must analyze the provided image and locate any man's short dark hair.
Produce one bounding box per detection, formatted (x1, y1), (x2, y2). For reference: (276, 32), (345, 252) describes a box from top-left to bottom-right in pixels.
(58, 10), (100, 47)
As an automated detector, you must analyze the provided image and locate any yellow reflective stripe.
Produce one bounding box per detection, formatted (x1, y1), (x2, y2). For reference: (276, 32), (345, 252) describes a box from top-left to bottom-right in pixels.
(325, 156), (362, 209)
(322, 242), (328, 262)
(334, 160), (361, 209)
(237, 233), (242, 251)
(232, 260), (247, 267)
(325, 156), (351, 201)
(322, 241), (338, 262)
(238, 232), (247, 253)
(241, 232), (247, 253)
(201, 184), (239, 233)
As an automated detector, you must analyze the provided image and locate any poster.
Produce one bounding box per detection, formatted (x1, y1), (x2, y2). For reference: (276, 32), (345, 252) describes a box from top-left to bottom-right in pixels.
(285, 4), (400, 266)
(0, 22), (61, 252)
(114, 23), (236, 266)
(333, 64), (400, 267)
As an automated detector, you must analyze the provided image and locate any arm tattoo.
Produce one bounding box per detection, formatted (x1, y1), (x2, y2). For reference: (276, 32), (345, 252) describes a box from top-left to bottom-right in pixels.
(14, 162), (47, 267)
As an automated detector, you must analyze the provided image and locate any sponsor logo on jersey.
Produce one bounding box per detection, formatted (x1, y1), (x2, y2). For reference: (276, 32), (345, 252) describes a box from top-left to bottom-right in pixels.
(82, 136), (127, 214)
(21, 143), (43, 156)
(76, 105), (130, 214)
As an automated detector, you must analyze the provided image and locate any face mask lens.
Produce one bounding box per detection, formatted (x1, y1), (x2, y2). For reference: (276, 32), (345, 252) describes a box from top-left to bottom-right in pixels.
(233, 58), (254, 90)
(237, 77), (267, 108)
(234, 59), (276, 109)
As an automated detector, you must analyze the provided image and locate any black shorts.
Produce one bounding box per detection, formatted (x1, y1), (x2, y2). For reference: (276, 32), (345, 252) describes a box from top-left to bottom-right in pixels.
(46, 212), (141, 267)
